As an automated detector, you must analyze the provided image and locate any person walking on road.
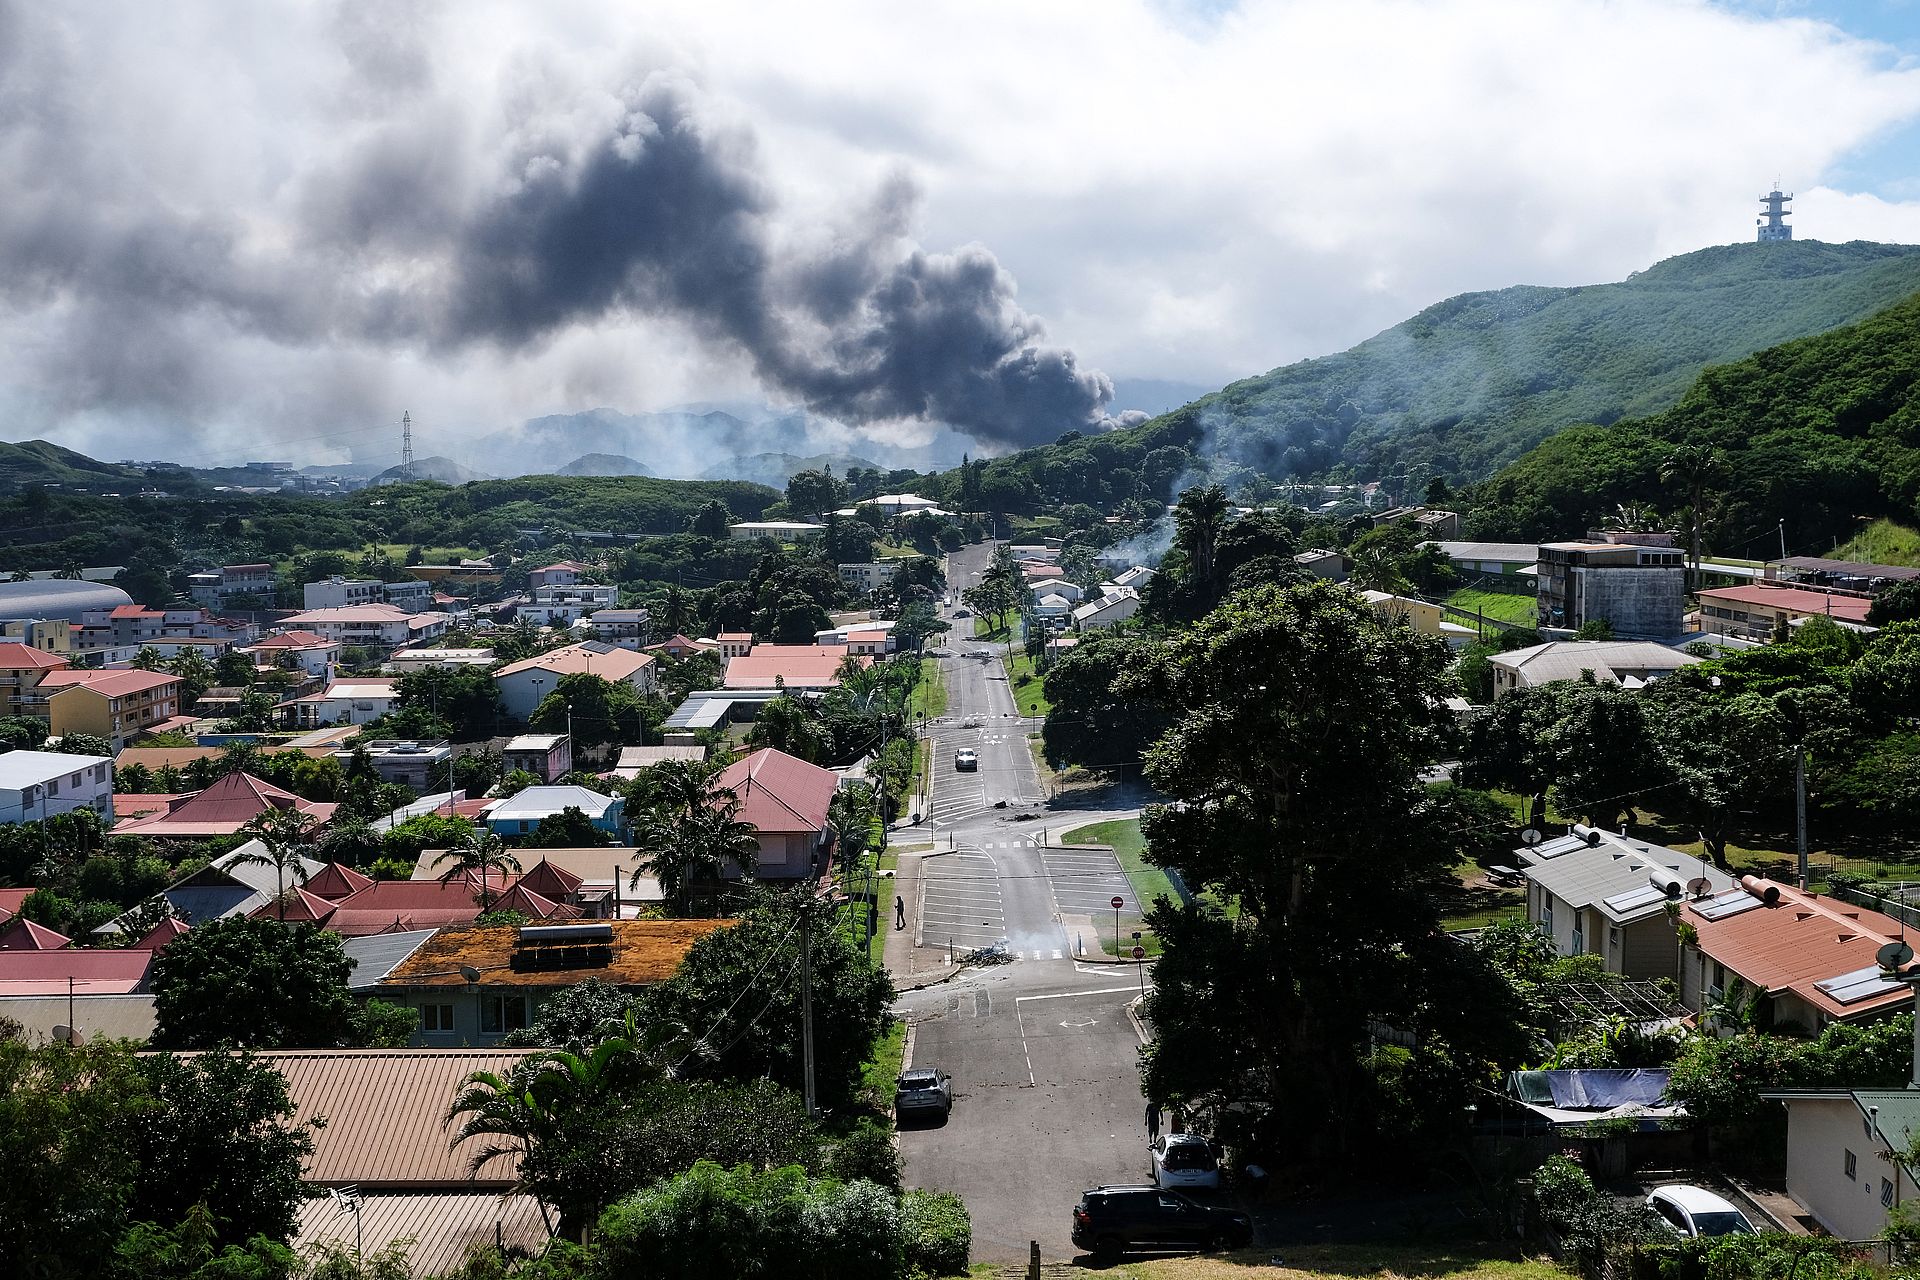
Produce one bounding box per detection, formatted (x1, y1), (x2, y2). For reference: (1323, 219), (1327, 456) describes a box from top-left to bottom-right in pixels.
(1145, 1102), (1161, 1142)
(894, 894), (906, 931)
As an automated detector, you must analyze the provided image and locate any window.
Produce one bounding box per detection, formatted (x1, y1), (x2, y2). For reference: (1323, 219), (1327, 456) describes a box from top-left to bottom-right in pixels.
(483, 995), (529, 1034)
(1846, 1149), (1858, 1180)
(68, 773), (80, 787)
(45, 779), (57, 797)
(421, 1003), (456, 1033)
(1885, 1178), (1896, 1209)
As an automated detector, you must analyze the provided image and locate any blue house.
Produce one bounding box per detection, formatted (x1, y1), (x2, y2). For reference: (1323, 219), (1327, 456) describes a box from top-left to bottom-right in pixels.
(484, 785), (626, 844)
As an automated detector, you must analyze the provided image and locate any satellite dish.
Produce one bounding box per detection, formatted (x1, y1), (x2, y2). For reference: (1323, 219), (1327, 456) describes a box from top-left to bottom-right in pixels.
(51, 1024), (76, 1046)
(1878, 941), (1914, 972)
(1686, 877), (1713, 898)
(1521, 829), (1543, 846)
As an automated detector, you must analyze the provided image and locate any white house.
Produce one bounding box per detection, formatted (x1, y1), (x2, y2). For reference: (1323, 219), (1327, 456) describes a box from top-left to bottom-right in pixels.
(1034, 593), (1073, 621)
(1028, 578), (1084, 604)
(837, 562), (895, 594)
(1488, 641), (1702, 701)
(241, 630), (340, 678)
(1104, 566), (1155, 593)
(585, 608), (652, 650)
(277, 604), (449, 650)
(493, 642), (658, 723)
(280, 676), (402, 727)
(1765, 1090), (1920, 1241)
(0, 750), (114, 826)
(521, 583), (620, 626)
(1073, 587), (1140, 630)
(1517, 826), (1734, 982)
(728, 521), (825, 542)
(484, 786), (626, 842)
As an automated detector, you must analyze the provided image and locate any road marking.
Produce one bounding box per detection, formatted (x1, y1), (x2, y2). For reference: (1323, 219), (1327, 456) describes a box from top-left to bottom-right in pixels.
(1060, 1016), (1096, 1028)
(1014, 986), (1142, 1002)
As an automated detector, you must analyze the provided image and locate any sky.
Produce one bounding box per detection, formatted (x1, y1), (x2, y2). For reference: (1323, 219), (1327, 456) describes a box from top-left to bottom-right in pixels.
(2, 0), (1920, 470)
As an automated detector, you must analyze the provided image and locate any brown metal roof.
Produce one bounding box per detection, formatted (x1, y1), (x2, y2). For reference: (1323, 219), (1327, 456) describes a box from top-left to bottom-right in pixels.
(381, 920), (730, 990)
(262, 1049), (538, 1188)
(296, 1191), (548, 1276)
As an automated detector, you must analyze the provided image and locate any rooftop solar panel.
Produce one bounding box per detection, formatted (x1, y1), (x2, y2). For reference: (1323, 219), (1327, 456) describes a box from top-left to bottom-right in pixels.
(1692, 891), (1765, 921)
(1814, 965), (1907, 1006)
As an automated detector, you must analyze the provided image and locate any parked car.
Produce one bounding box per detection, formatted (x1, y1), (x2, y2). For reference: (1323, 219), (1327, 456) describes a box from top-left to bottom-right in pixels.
(954, 748), (978, 771)
(1150, 1133), (1221, 1190)
(894, 1068), (952, 1120)
(1071, 1185), (1251, 1261)
(952, 608), (971, 617)
(1645, 1185), (1756, 1239)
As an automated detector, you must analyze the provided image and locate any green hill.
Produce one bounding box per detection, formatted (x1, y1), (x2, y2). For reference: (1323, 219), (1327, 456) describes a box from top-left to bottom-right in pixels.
(949, 241), (1920, 511)
(1466, 286), (1920, 555)
(0, 440), (153, 492)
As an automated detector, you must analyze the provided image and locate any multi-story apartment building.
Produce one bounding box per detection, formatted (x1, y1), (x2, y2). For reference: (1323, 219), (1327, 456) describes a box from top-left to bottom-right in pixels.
(0, 750), (115, 826)
(1535, 539), (1686, 638)
(40, 669), (184, 750)
(186, 563), (277, 610)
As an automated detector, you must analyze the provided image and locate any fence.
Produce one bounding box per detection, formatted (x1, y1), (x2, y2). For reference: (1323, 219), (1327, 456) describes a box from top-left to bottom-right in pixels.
(1832, 883), (1920, 929)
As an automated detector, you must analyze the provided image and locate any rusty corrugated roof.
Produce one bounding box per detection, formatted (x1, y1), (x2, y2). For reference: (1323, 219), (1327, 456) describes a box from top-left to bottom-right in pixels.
(381, 919), (729, 990)
(715, 747), (837, 834)
(1688, 878), (1913, 1021)
(296, 1191), (547, 1278)
(263, 1049), (539, 1188)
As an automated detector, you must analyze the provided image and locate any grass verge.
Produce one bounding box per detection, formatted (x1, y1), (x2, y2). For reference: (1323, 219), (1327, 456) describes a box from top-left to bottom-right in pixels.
(1005, 644), (1051, 717)
(972, 615), (1011, 640)
(908, 657), (948, 719)
(1109, 1242), (1569, 1279)
(1831, 516), (1920, 567)
(1061, 817), (1171, 956)
(859, 1018), (907, 1110)
(1444, 586), (1537, 628)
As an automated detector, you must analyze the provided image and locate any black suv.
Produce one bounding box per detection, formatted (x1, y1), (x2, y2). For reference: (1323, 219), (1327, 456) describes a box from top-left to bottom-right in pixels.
(1071, 1184), (1252, 1261)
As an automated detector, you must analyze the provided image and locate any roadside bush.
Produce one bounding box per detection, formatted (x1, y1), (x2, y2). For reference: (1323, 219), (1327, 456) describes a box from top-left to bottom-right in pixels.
(899, 1190), (971, 1278)
(1529, 1155), (1665, 1269)
(824, 1118), (902, 1191)
(594, 1162), (899, 1280)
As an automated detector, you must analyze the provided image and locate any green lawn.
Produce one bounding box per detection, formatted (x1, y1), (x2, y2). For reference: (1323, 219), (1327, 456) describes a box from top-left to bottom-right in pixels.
(907, 658), (947, 719)
(1444, 586), (1536, 628)
(859, 1018), (907, 1111)
(1061, 817), (1175, 955)
(971, 615), (1010, 640)
(1005, 646), (1050, 717)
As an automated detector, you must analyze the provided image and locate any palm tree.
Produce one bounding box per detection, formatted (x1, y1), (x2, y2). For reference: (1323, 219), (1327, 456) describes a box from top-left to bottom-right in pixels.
(1173, 485), (1231, 598)
(234, 806), (320, 920)
(432, 830), (522, 911)
(630, 762), (760, 917)
(1659, 444), (1722, 582)
(746, 694), (829, 764)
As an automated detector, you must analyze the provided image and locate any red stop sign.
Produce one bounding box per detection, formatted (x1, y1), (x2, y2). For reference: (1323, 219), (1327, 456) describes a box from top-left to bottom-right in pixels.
(1132, 945), (1145, 959)
(1111, 896), (1125, 909)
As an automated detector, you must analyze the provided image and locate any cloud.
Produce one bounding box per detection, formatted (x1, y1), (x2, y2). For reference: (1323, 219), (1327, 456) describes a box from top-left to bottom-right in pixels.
(1, 0), (1919, 467)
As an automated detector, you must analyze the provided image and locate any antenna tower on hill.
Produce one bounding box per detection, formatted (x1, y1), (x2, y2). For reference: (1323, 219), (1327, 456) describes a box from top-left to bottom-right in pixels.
(1756, 182), (1794, 243)
(400, 411), (416, 481)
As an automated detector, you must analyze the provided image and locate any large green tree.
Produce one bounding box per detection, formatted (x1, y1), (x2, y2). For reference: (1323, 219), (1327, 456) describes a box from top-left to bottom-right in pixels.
(531, 671), (658, 749)
(1039, 632), (1170, 771)
(1121, 581), (1479, 1164)
(150, 917), (360, 1049)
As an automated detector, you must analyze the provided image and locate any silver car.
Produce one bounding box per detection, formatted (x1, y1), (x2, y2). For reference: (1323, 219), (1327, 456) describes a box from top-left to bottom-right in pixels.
(1150, 1133), (1221, 1190)
(895, 1068), (952, 1119)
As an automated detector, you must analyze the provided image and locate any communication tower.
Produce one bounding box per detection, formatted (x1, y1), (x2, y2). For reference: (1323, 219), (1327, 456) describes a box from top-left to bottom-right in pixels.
(400, 411), (416, 481)
(1756, 184), (1793, 242)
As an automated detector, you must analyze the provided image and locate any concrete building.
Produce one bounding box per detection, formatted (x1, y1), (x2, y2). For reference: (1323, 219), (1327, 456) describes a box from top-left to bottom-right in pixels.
(521, 583), (619, 626)
(1488, 640), (1702, 700)
(712, 747), (839, 882)
(0, 643), (71, 719)
(335, 741), (451, 790)
(837, 562), (895, 594)
(586, 608), (652, 650)
(1072, 588), (1140, 631)
(75, 604), (255, 653)
(1765, 1090), (1919, 1241)
(1696, 584), (1874, 640)
(1357, 590), (1478, 649)
(1372, 506), (1460, 538)
(277, 604), (449, 649)
(300, 576), (433, 612)
(503, 734), (573, 783)
(1517, 827), (1734, 982)
(185, 564), (276, 611)
(41, 669), (183, 750)
(493, 642), (658, 723)
(0, 618), (71, 654)
(1293, 549), (1350, 582)
(387, 647), (496, 672)
(279, 676), (401, 728)
(728, 521), (825, 541)
(240, 630), (340, 678)
(1536, 540), (1686, 638)
(0, 750), (114, 826)
(722, 643), (864, 690)
(1420, 541), (1539, 578)
(527, 561), (593, 590)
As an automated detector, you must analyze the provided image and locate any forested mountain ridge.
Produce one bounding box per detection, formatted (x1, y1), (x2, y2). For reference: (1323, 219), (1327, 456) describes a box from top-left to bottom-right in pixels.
(945, 240), (1920, 511)
(1465, 286), (1920, 553)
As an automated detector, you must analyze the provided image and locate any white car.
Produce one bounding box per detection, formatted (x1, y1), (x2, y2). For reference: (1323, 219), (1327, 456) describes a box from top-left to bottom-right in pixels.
(1149, 1133), (1221, 1191)
(1645, 1185), (1755, 1239)
(954, 748), (979, 772)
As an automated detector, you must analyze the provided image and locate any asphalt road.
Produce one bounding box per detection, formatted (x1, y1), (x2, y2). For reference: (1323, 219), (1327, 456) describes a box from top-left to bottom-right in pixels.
(897, 541), (1156, 1263)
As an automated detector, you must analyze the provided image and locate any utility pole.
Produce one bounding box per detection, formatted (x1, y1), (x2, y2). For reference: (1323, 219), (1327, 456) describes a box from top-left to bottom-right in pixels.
(1795, 747), (1810, 890)
(800, 900), (818, 1117)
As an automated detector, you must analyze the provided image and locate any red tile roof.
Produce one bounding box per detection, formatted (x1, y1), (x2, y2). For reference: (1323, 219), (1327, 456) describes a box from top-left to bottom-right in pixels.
(1696, 585), (1874, 624)
(493, 643), (653, 682)
(319, 879), (493, 937)
(0, 948), (154, 996)
(714, 747), (837, 835)
(721, 644), (864, 689)
(113, 771), (331, 837)
(0, 643), (70, 671)
(1687, 876), (1913, 1022)
(0, 917), (70, 950)
(40, 668), (180, 698)
(514, 858), (584, 900)
(133, 917), (192, 949)
(489, 883), (579, 922)
(251, 886), (340, 924)
(108, 604), (164, 619)
(306, 861), (374, 900)
(248, 630), (333, 649)
(0, 887), (33, 922)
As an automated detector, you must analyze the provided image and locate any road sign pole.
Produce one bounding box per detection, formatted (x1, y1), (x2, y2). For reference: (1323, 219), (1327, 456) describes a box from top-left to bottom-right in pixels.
(1111, 896), (1124, 958)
